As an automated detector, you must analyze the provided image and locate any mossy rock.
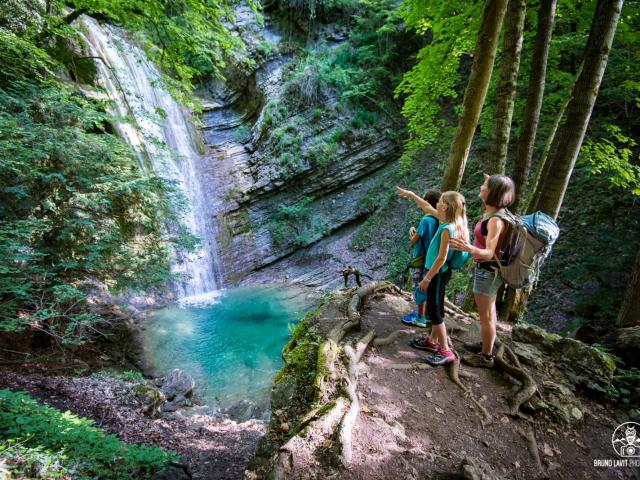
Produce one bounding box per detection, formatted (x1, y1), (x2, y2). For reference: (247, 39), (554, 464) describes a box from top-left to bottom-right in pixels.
(513, 324), (616, 395)
(133, 383), (166, 418)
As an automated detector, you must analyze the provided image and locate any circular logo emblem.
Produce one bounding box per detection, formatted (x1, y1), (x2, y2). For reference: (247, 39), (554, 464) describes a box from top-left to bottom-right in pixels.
(612, 422), (640, 457)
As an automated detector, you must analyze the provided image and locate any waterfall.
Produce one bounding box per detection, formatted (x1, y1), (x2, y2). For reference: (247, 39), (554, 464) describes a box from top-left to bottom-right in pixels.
(79, 16), (223, 301)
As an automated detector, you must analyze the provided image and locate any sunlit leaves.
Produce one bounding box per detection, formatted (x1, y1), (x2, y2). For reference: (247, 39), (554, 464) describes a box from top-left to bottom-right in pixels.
(580, 126), (640, 196)
(394, 0), (482, 158)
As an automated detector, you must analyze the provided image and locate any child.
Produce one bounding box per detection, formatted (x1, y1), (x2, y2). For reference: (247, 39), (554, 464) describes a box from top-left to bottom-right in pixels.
(397, 187), (469, 366)
(402, 189), (441, 328)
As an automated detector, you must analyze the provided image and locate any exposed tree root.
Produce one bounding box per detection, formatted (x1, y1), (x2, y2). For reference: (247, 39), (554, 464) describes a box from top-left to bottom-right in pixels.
(341, 330), (376, 465)
(268, 282), (396, 476)
(520, 426), (544, 476)
(382, 363), (432, 370)
(495, 344), (538, 415)
(447, 355), (493, 427)
(372, 329), (414, 347)
(447, 355), (468, 392)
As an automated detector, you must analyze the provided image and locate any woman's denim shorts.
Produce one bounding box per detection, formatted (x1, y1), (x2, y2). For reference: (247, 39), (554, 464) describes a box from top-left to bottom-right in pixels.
(473, 266), (503, 297)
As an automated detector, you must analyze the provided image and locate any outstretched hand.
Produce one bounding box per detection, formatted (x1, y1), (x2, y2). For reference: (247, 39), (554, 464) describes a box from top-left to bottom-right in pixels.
(449, 237), (472, 252)
(396, 186), (413, 198)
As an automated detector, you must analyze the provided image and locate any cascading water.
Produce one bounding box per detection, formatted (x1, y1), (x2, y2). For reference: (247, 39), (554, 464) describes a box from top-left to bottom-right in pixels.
(79, 16), (223, 301)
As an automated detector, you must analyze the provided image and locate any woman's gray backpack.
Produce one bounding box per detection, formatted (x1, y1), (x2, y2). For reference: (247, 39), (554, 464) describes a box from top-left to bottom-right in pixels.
(482, 210), (560, 289)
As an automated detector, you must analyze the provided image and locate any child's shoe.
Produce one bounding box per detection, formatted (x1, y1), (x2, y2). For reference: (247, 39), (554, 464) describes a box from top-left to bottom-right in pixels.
(412, 316), (429, 328)
(425, 347), (456, 366)
(409, 335), (439, 352)
(401, 311), (419, 325)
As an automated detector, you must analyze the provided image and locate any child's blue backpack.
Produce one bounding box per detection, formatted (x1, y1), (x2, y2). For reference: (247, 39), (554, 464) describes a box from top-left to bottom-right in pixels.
(447, 250), (470, 270)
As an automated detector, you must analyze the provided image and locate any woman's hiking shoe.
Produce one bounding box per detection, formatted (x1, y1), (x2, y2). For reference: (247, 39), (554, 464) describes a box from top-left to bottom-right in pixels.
(409, 335), (439, 352)
(463, 339), (501, 354)
(462, 351), (495, 368)
(401, 311), (419, 325)
(425, 348), (456, 366)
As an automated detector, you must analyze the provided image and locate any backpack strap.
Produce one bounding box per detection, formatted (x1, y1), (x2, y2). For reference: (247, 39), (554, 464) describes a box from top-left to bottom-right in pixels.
(480, 209), (514, 237)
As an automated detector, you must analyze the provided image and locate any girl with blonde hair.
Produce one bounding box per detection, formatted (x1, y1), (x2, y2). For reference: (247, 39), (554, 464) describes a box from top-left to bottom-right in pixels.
(397, 187), (469, 366)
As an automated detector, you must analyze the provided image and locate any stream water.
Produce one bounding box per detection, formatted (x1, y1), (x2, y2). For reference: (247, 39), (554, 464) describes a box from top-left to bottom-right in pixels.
(143, 286), (311, 419)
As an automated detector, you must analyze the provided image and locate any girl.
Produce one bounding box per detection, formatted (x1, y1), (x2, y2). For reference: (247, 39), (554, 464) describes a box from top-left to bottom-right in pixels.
(449, 173), (515, 368)
(397, 187), (469, 366)
(402, 189), (441, 328)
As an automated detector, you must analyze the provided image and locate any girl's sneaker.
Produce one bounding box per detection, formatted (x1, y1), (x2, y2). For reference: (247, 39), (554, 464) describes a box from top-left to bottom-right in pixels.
(425, 348), (456, 366)
(412, 316), (429, 328)
(401, 311), (419, 325)
(409, 335), (439, 352)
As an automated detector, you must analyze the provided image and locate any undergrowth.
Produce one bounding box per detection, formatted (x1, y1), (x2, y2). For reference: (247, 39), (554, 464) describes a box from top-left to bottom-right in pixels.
(0, 389), (175, 479)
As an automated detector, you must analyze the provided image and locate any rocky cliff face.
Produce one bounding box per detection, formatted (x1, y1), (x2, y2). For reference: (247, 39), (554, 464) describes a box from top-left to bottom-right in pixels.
(194, 7), (400, 289)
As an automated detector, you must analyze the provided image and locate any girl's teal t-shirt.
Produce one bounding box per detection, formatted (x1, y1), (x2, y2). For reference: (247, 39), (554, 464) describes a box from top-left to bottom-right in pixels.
(425, 223), (455, 272)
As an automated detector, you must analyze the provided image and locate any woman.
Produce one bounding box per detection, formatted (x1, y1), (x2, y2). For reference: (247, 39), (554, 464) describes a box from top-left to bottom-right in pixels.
(449, 174), (515, 368)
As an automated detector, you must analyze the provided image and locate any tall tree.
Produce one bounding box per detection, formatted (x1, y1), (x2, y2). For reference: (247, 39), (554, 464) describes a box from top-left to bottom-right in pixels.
(523, 62), (583, 212)
(502, 0), (625, 323)
(487, 0), (526, 174)
(618, 250), (640, 327)
(441, 0), (509, 191)
(510, 0), (557, 213)
(532, 0), (624, 218)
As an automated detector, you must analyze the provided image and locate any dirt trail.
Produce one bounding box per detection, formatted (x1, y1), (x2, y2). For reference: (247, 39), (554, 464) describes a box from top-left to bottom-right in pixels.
(337, 292), (633, 479)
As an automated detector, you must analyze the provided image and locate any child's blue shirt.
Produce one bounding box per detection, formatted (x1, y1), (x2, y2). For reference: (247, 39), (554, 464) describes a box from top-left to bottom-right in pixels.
(412, 215), (439, 258)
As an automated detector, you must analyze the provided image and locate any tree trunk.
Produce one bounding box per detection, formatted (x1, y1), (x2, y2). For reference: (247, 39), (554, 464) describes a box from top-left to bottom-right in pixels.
(532, 0), (623, 219)
(441, 0), (509, 192)
(510, 0), (557, 213)
(505, 0), (624, 324)
(524, 62), (583, 213)
(488, 0), (526, 175)
(618, 249), (640, 327)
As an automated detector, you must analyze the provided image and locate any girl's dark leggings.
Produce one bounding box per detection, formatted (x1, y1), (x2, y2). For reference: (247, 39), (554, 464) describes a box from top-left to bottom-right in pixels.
(426, 268), (452, 326)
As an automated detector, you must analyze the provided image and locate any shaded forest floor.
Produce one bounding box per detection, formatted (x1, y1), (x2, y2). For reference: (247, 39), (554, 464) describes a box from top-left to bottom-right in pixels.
(252, 288), (640, 480)
(0, 370), (264, 480)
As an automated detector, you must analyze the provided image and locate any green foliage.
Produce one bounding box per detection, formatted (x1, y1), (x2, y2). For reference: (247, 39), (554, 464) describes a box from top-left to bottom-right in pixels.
(0, 26), (195, 342)
(580, 127), (640, 196)
(120, 370), (145, 382)
(395, 1), (481, 154)
(268, 197), (328, 248)
(233, 123), (252, 143)
(609, 367), (640, 406)
(304, 136), (339, 169)
(0, 389), (175, 479)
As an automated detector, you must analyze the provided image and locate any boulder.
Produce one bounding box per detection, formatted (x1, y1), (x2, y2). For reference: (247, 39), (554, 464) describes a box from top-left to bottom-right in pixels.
(160, 369), (196, 401)
(162, 394), (191, 413)
(513, 324), (616, 394)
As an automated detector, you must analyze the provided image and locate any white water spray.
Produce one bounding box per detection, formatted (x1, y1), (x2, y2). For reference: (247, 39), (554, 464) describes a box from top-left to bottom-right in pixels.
(79, 16), (223, 300)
